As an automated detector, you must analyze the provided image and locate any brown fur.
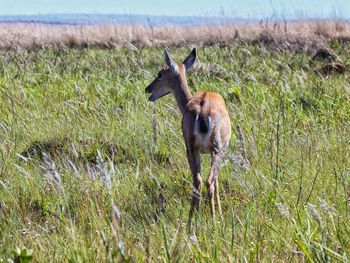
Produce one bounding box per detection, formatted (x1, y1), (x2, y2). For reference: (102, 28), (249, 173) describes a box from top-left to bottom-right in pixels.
(145, 48), (231, 230)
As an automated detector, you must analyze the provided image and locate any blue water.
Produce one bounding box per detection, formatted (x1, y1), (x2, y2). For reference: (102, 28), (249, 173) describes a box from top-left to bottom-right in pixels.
(0, 14), (258, 26)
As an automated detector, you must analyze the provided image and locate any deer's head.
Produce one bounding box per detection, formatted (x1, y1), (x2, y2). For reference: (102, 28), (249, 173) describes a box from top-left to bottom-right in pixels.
(145, 48), (196, 102)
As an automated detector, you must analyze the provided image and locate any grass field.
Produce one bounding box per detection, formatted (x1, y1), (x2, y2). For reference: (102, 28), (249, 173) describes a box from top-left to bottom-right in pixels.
(0, 44), (350, 262)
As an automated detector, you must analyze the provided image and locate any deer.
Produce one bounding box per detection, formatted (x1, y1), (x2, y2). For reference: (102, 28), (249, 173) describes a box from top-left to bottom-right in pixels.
(145, 48), (231, 229)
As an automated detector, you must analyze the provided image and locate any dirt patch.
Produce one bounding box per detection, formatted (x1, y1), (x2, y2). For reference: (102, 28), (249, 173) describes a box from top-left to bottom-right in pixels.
(310, 48), (348, 76)
(316, 62), (348, 76)
(311, 48), (340, 63)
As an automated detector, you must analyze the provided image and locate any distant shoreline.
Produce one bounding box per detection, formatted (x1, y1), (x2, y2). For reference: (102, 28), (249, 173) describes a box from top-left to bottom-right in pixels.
(1, 13), (349, 26)
(0, 14), (259, 26)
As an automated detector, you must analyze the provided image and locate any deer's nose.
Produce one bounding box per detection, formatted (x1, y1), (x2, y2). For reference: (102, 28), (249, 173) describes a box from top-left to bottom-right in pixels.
(145, 85), (152, 93)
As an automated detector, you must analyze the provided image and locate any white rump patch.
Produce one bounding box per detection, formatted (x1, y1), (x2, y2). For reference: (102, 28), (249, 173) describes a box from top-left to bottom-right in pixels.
(194, 115), (212, 153)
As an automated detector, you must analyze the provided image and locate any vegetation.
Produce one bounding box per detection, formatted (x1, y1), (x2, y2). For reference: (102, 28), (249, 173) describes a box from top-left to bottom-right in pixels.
(0, 44), (350, 262)
(1, 20), (350, 50)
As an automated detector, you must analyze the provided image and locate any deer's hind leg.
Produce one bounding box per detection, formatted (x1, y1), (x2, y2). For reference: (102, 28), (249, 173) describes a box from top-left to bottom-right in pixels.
(214, 176), (222, 218)
(215, 142), (229, 218)
(206, 152), (222, 221)
(206, 132), (227, 221)
(187, 148), (202, 230)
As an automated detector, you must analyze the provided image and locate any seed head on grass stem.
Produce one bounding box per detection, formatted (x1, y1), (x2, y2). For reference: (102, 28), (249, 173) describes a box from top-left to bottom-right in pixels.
(275, 202), (290, 219)
(96, 150), (112, 189)
(42, 152), (63, 194)
(319, 199), (337, 215)
(307, 202), (322, 225)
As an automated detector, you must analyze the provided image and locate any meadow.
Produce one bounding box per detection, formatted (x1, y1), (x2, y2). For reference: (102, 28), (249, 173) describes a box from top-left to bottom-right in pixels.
(0, 39), (350, 262)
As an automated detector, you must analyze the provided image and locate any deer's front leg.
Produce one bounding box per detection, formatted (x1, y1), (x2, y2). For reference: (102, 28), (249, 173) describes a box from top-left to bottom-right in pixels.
(187, 148), (201, 230)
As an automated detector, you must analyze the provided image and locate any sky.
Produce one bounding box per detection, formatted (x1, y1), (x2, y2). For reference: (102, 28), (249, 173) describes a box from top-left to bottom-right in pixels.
(0, 0), (350, 19)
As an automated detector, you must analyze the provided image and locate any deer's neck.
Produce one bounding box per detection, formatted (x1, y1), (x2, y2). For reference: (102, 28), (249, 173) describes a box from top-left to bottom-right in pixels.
(172, 73), (192, 115)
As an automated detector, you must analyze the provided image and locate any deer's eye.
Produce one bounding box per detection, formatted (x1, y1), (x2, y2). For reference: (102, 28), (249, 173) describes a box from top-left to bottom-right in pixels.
(157, 73), (163, 80)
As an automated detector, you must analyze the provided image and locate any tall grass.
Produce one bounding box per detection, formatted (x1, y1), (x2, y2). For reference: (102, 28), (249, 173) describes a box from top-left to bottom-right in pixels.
(1, 20), (350, 50)
(0, 44), (350, 261)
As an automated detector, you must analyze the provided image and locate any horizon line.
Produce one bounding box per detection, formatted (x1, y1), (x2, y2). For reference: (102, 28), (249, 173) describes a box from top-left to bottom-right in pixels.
(0, 13), (349, 22)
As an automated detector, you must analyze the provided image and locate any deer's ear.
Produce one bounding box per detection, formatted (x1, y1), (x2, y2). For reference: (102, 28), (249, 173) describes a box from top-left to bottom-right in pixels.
(164, 48), (178, 72)
(182, 48), (196, 72)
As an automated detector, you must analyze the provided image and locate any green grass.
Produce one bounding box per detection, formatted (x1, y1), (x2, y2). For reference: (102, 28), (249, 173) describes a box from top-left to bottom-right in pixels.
(1, 45), (350, 262)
